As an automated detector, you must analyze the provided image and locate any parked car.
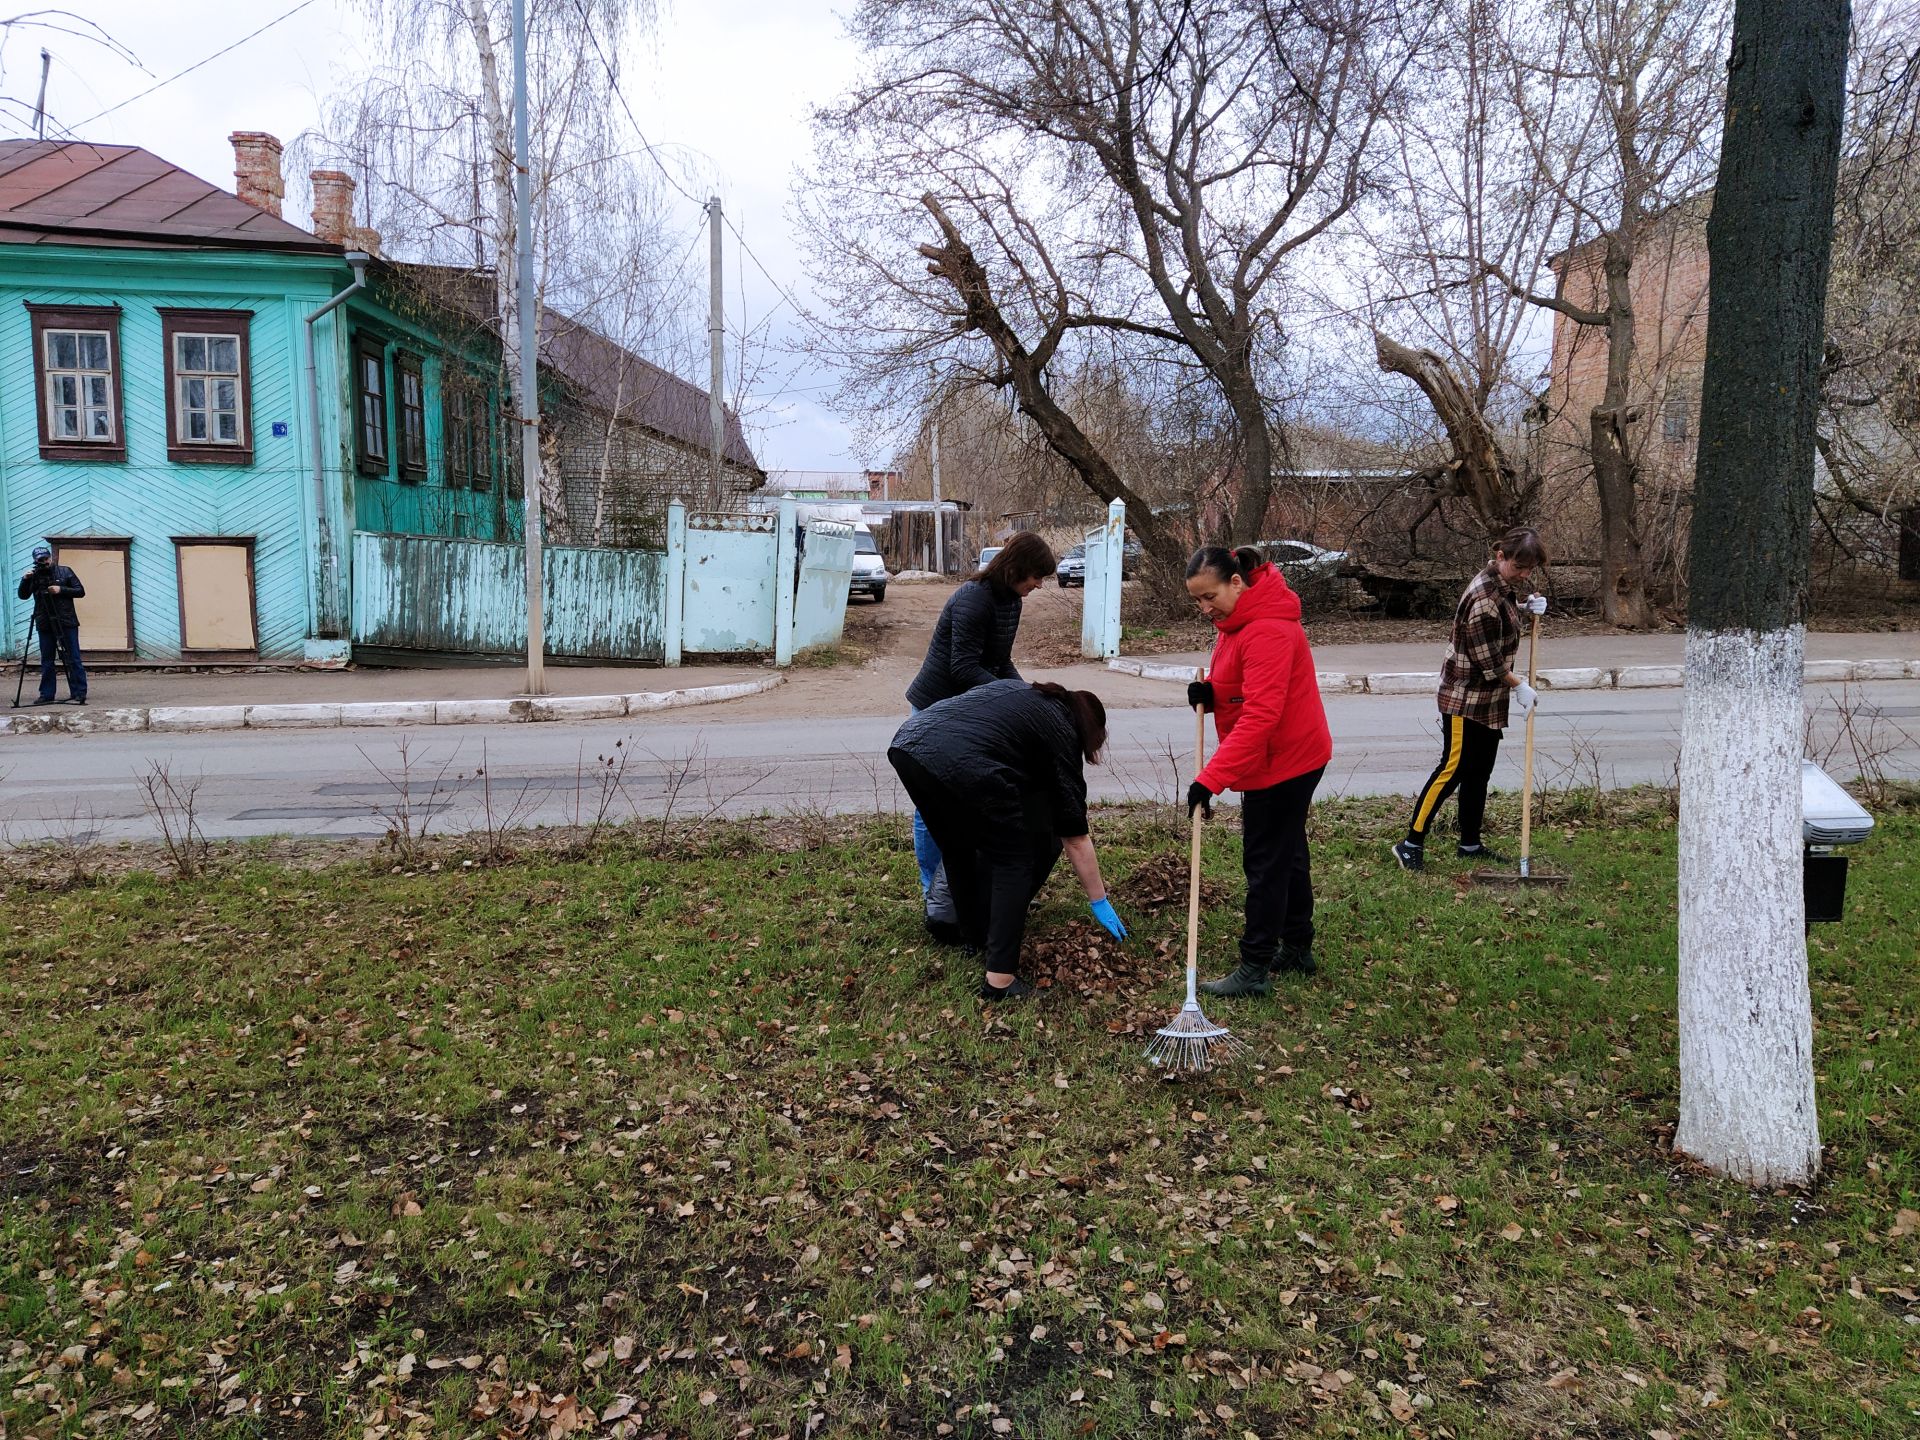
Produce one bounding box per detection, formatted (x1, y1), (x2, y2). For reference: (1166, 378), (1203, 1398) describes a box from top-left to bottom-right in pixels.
(1121, 539), (1142, 578)
(975, 545), (1003, 572)
(1056, 543), (1086, 587)
(849, 527), (889, 603)
(1255, 538), (1346, 582)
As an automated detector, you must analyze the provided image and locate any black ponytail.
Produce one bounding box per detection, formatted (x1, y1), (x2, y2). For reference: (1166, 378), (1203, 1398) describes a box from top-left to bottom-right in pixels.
(1185, 545), (1264, 584)
(1030, 681), (1108, 763)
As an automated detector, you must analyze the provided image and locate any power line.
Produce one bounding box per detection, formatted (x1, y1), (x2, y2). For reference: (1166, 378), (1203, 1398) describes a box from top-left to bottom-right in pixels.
(568, 0), (808, 331)
(72, 0), (321, 129)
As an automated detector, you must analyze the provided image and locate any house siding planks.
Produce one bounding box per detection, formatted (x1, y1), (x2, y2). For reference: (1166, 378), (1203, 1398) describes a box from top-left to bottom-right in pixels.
(0, 267), (322, 659)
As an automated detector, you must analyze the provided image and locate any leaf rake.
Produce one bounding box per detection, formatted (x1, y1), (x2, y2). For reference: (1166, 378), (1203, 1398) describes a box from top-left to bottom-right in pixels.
(1145, 679), (1247, 1075)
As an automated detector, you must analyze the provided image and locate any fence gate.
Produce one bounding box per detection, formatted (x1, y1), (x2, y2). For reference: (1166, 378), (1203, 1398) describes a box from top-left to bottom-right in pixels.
(1080, 498), (1126, 659)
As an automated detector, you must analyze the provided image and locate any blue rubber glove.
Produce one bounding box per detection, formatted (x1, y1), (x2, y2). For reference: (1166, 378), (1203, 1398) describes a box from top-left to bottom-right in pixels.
(1089, 895), (1128, 940)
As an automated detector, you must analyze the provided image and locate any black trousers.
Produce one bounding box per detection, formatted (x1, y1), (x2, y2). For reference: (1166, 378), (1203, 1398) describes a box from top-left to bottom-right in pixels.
(1405, 714), (1502, 847)
(889, 750), (1061, 975)
(1239, 766), (1324, 966)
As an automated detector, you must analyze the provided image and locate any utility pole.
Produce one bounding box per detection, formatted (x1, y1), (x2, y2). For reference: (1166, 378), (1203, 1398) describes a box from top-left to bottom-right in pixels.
(512, 0), (545, 694)
(470, 108), (485, 270)
(709, 197), (725, 502)
(33, 50), (50, 140)
(929, 373), (945, 576)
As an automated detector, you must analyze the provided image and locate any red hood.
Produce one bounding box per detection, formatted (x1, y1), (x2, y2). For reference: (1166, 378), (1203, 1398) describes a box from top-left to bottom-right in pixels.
(1212, 563), (1301, 633)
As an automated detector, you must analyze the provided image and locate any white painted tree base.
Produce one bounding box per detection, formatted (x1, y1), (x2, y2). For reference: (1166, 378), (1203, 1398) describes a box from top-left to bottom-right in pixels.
(1676, 626), (1820, 1187)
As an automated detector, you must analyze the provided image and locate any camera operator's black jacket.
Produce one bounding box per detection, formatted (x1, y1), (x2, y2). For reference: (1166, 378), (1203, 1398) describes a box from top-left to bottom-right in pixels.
(18, 565), (85, 627)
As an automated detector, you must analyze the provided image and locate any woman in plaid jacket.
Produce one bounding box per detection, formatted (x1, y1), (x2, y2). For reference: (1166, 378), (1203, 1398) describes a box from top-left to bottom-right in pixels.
(1392, 529), (1548, 871)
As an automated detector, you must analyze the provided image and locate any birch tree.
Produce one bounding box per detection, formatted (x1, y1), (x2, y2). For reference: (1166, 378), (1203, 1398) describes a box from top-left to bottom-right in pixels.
(1675, 0), (1849, 1188)
(318, 1), (664, 532)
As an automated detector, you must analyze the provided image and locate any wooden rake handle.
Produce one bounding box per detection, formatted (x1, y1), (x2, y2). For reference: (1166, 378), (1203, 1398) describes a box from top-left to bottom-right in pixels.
(1187, 673), (1207, 996)
(1520, 612), (1540, 866)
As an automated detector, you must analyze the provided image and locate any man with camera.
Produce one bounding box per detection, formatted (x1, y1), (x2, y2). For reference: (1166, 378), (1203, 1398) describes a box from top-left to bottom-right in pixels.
(17, 544), (88, 706)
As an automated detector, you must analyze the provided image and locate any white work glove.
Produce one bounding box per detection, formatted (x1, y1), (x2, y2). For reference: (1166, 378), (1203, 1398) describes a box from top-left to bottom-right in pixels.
(1524, 594), (1547, 616)
(1512, 681), (1538, 716)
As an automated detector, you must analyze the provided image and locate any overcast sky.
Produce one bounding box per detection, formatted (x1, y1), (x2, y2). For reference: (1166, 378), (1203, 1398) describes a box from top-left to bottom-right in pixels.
(4, 1), (865, 471)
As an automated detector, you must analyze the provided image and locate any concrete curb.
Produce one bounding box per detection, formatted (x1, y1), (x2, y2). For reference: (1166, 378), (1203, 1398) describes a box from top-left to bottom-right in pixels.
(1107, 655), (1920, 695)
(0, 673), (786, 737)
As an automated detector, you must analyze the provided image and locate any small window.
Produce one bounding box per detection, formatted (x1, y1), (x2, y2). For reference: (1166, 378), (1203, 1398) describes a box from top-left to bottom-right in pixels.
(442, 384), (471, 487)
(27, 304), (124, 460)
(1662, 396), (1689, 444)
(160, 309), (252, 463)
(469, 391), (493, 491)
(355, 338), (388, 475)
(397, 354), (426, 480)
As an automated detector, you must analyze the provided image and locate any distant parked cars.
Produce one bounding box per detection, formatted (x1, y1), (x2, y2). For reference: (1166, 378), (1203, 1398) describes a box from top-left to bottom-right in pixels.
(848, 527), (889, 603)
(1255, 538), (1346, 583)
(1057, 538), (1140, 585)
(975, 545), (1003, 572)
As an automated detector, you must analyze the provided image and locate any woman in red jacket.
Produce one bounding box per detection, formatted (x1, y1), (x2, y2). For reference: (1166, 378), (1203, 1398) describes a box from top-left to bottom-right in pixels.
(1182, 546), (1334, 995)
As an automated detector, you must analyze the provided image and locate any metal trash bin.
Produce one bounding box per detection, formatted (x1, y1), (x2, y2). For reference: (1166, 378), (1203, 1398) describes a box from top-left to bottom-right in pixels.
(1802, 760), (1874, 924)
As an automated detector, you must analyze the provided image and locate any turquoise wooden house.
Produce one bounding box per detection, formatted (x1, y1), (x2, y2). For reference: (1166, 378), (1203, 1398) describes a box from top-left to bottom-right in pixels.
(0, 135), (759, 666)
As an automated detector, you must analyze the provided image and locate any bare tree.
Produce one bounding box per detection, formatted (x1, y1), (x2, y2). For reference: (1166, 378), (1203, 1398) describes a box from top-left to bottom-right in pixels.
(1811, 1), (1920, 561)
(1479, 0), (1729, 627)
(314, 1), (670, 533)
(1356, 0), (1578, 546)
(803, 0), (1422, 571)
(1676, 0), (1848, 1188)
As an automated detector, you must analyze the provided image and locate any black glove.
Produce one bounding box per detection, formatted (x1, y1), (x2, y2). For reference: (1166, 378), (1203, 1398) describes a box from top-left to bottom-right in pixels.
(1187, 680), (1215, 712)
(1186, 780), (1213, 819)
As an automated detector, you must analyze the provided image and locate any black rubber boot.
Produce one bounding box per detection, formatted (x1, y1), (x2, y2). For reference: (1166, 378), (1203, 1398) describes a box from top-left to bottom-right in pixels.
(1275, 941), (1317, 976)
(1199, 961), (1272, 998)
(979, 976), (1034, 1001)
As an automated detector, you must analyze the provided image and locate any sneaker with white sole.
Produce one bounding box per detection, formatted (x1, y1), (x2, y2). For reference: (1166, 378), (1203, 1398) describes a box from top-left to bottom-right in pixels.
(1391, 840), (1424, 872)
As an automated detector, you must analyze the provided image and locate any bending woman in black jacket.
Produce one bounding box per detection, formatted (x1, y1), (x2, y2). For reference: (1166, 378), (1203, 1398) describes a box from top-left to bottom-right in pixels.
(889, 680), (1127, 1000)
(904, 533), (1056, 936)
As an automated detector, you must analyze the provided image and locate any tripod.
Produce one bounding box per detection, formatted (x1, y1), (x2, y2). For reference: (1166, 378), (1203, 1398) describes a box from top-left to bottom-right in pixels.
(11, 590), (73, 708)
(10, 596), (38, 708)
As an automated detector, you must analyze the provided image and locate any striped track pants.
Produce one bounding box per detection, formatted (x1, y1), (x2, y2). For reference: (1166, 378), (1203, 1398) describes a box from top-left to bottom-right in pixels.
(1405, 714), (1502, 848)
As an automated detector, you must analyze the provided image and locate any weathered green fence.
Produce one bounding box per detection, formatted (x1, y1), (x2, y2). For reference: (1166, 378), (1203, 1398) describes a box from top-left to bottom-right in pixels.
(350, 531), (667, 661)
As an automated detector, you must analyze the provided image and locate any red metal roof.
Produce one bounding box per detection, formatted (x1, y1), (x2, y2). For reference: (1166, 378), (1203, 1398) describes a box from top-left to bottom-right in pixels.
(0, 139), (338, 253)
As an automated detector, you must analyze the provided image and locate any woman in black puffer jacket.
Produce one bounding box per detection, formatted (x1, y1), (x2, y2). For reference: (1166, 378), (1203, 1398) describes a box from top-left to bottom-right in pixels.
(905, 533), (1056, 938)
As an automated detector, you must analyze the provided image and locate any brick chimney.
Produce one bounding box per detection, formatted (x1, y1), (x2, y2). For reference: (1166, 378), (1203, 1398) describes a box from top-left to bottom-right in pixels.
(230, 132), (285, 218)
(309, 170), (356, 246)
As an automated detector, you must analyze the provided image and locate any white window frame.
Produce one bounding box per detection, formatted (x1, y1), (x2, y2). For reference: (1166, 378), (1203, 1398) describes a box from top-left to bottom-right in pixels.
(43, 327), (117, 444)
(171, 332), (245, 446)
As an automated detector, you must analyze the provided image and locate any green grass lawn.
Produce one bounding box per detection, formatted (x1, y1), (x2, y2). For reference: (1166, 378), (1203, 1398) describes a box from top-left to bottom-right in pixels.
(3, 794), (1917, 1439)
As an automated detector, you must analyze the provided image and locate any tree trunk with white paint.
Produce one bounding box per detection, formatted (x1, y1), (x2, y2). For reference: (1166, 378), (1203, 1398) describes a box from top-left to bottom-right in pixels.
(1675, 0), (1849, 1188)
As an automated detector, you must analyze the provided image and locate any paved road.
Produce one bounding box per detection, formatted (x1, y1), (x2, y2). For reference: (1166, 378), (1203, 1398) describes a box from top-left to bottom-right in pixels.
(3, 679), (1915, 846)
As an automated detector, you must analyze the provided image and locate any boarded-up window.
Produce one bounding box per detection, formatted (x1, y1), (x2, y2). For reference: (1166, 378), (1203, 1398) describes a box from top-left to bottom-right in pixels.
(174, 539), (258, 652)
(49, 538), (133, 653)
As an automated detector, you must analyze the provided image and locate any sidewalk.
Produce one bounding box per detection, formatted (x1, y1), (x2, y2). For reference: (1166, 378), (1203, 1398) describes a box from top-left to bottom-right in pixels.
(0, 660), (780, 736)
(1109, 630), (1920, 691)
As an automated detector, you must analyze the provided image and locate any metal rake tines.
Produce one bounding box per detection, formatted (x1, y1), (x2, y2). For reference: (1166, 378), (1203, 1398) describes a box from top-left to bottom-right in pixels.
(1144, 1000), (1248, 1074)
